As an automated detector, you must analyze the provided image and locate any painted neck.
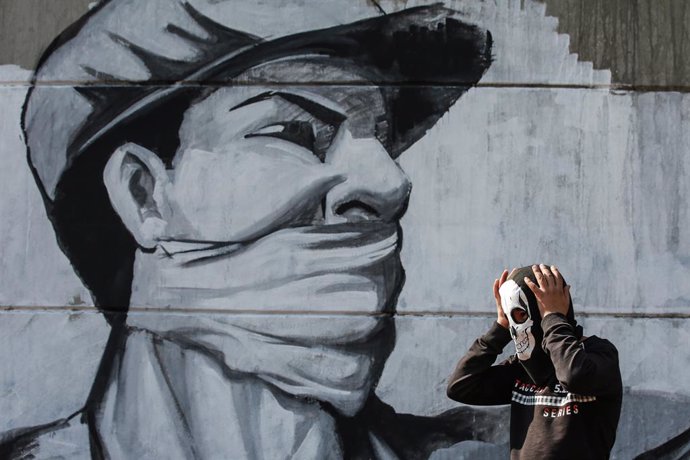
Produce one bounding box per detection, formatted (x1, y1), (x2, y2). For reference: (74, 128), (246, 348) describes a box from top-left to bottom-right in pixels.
(95, 330), (346, 458)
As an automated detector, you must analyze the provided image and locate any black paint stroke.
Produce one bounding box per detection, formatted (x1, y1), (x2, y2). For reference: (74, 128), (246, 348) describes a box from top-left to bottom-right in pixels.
(633, 426), (690, 460)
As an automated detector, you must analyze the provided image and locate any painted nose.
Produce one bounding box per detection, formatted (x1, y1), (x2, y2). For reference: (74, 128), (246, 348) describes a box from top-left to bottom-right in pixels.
(324, 133), (411, 224)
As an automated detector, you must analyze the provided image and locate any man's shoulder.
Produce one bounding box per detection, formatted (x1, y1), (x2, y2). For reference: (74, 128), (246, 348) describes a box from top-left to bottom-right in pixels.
(0, 412), (91, 459)
(583, 335), (619, 354)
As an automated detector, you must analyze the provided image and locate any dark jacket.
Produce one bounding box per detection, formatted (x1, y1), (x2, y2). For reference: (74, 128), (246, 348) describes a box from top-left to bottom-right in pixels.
(447, 313), (623, 460)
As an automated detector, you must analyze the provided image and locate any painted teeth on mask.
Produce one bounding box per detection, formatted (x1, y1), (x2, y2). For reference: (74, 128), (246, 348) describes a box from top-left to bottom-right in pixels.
(515, 335), (529, 353)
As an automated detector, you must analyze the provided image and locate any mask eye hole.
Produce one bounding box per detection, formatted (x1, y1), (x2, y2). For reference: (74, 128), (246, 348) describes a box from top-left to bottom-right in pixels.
(511, 308), (529, 324)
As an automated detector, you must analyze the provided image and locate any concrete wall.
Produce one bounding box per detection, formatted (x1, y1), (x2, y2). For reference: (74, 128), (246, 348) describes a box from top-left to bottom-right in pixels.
(0, 1), (688, 458)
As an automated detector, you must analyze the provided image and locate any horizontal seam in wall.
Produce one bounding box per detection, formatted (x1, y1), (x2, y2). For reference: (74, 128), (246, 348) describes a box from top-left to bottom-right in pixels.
(0, 306), (688, 319)
(0, 81), (687, 93)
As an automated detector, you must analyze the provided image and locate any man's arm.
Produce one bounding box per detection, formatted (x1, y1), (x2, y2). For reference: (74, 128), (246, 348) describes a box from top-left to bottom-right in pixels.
(525, 264), (621, 396)
(446, 321), (517, 405)
(447, 269), (519, 405)
(541, 313), (620, 395)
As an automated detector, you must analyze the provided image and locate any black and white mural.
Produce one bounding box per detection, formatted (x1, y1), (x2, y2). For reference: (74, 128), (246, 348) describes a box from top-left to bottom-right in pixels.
(0, 0), (689, 459)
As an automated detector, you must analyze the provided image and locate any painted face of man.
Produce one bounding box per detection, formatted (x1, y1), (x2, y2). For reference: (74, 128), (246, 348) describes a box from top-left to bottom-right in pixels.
(163, 58), (412, 242)
(100, 59), (416, 419)
(105, 58), (412, 312)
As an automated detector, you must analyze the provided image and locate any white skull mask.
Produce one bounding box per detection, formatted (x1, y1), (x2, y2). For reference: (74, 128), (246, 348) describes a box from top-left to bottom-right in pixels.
(499, 280), (535, 360)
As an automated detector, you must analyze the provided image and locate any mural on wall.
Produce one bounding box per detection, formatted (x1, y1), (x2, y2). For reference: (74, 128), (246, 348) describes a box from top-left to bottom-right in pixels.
(3, 1), (509, 458)
(0, 0), (689, 459)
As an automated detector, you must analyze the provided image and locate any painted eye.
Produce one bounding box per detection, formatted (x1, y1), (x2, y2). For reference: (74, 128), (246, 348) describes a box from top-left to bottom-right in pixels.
(246, 121), (316, 152)
(246, 120), (336, 162)
(511, 308), (529, 324)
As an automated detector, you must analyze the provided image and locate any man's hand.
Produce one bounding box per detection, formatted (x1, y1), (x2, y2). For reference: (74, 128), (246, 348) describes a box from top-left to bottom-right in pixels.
(524, 264), (571, 318)
(493, 269), (510, 329)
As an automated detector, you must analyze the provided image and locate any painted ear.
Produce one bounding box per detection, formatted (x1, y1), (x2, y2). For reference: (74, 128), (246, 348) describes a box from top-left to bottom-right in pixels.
(103, 143), (171, 248)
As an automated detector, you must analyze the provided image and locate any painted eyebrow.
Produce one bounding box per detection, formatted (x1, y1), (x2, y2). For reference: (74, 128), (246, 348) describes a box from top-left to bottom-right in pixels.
(228, 91), (347, 126)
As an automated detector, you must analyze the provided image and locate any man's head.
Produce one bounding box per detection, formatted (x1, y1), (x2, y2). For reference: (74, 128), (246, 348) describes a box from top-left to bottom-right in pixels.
(499, 265), (579, 384)
(23, 1), (492, 310)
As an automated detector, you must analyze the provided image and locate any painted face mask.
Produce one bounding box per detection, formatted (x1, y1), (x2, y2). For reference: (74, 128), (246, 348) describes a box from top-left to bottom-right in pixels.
(126, 222), (403, 415)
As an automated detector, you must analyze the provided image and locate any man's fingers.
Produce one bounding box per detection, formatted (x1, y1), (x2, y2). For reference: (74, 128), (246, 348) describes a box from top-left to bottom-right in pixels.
(499, 269), (509, 286)
(524, 276), (542, 298)
(495, 269), (508, 300)
(531, 265), (545, 288)
(551, 265), (564, 289)
(539, 264), (554, 288)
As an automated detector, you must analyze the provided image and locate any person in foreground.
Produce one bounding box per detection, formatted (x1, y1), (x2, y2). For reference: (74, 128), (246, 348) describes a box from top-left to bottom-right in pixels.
(447, 265), (622, 459)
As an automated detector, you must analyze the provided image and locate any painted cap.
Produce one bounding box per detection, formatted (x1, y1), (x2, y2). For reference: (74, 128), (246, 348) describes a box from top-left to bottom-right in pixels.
(24, 0), (492, 201)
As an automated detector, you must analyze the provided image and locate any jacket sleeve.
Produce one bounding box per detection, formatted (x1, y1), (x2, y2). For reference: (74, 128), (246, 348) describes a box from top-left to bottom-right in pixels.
(446, 321), (518, 405)
(541, 313), (621, 396)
